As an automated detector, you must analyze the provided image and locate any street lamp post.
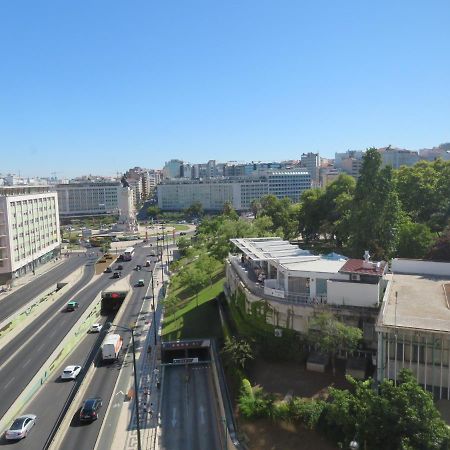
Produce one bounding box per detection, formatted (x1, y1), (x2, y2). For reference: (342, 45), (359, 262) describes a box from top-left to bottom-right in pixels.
(106, 323), (142, 450)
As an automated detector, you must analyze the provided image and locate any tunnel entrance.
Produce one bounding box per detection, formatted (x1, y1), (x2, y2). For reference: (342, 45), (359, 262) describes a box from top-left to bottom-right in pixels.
(101, 290), (128, 315)
(161, 339), (211, 365)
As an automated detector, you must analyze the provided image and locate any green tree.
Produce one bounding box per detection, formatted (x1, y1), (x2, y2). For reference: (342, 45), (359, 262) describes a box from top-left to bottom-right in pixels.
(397, 220), (435, 258)
(426, 228), (450, 261)
(176, 236), (192, 257)
(222, 201), (239, 220)
(147, 205), (161, 219)
(250, 199), (261, 218)
(222, 337), (254, 369)
(184, 201), (204, 219)
(349, 149), (402, 259)
(308, 312), (362, 375)
(297, 188), (326, 242)
(320, 370), (450, 450)
(259, 195), (296, 239)
(179, 265), (209, 306)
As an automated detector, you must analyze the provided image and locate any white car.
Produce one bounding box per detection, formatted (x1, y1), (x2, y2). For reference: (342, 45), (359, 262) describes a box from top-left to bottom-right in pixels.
(5, 414), (37, 440)
(90, 323), (103, 333)
(61, 365), (82, 380)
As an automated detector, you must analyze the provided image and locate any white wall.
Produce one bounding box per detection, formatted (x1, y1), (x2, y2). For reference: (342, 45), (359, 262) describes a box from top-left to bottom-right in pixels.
(392, 259), (450, 277)
(327, 280), (379, 307)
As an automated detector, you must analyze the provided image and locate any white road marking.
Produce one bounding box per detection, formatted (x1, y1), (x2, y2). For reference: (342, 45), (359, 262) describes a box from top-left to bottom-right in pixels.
(22, 359), (31, 368)
(3, 377), (15, 389)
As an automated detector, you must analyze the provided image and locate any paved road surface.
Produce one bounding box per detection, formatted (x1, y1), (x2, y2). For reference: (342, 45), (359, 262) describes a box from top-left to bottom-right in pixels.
(57, 247), (156, 450)
(0, 255), (87, 323)
(160, 364), (222, 450)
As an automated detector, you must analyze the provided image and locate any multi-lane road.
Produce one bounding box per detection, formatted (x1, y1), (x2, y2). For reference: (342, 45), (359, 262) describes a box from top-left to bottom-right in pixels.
(0, 244), (159, 449)
(160, 364), (223, 450)
(0, 254), (87, 323)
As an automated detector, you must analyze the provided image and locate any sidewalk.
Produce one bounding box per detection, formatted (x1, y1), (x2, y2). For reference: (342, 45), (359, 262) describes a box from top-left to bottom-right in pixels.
(0, 255), (67, 299)
(96, 251), (169, 450)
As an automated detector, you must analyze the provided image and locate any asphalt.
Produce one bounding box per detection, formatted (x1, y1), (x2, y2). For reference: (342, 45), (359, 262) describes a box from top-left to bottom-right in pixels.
(0, 255), (87, 323)
(57, 248), (157, 450)
(160, 364), (222, 450)
(0, 250), (145, 422)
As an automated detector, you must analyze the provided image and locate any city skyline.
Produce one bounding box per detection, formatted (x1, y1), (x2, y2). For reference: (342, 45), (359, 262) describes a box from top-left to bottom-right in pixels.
(1, 1), (450, 177)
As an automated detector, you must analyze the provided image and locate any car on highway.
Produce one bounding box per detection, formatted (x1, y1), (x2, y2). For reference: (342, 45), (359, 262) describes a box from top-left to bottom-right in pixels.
(112, 272), (121, 279)
(5, 414), (37, 440)
(145, 260), (151, 267)
(61, 365), (82, 380)
(104, 267), (112, 273)
(136, 279), (145, 287)
(79, 397), (103, 422)
(90, 323), (103, 333)
(116, 264), (124, 270)
(66, 301), (79, 312)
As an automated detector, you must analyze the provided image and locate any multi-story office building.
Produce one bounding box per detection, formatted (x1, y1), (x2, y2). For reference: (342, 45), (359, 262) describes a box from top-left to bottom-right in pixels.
(163, 159), (183, 179)
(300, 152), (320, 186)
(378, 147), (420, 169)
(157, 171), (311, 211)
(56, 182), (121, 217)
(0, 186), (60, 285)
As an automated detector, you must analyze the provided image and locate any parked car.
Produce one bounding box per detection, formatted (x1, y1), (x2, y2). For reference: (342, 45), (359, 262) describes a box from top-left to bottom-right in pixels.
(179, 232), (186, 236)
(116, 265), (123, 270)
(5, 414), (37, 440)
(104, 267), (112, 273)
(66, 301), (79, 312)
(145, 260), (151, 267)
(112, 272), (121, 279)
(79, 398), (103, 422)
(61, 365), (82, 380)
(90, 323), (103, 333)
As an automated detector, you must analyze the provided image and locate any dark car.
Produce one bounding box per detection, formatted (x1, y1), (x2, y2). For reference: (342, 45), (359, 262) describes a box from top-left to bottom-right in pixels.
(104, 267), (112, 273)
(116, 265), (124, 270)
(79, 397), (103, 422)
(112, 272), (121, 279)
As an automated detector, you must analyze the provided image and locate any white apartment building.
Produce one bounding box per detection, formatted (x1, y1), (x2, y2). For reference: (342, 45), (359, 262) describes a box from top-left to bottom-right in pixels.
(378, 147), (420, 169)
(56, 182), (121, 217)
(377, 259), (450, 399)
(300, 152), (320, 187)
(0, 186), (60, 285)
(157, 171), (311, 211)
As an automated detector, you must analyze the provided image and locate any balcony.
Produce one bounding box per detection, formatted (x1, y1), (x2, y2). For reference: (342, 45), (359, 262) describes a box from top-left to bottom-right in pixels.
(228, 256), (316, 305)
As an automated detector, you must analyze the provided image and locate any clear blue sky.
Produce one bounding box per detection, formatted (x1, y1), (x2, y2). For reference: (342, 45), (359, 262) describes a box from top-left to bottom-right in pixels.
(1, 1), (449, 177)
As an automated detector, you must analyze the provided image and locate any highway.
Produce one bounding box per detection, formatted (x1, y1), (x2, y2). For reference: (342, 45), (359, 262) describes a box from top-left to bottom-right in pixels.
(0, 234), (184, 448)
(0, 254), (87, 323)
(0, 255), (99, 421)
(0, 328), (104, 449)
(58, 248), (156, 450)
(160, 364), (223, 450)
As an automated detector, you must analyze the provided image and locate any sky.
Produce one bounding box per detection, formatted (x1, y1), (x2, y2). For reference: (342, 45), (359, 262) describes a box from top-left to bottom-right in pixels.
(1, 1), (449, 178)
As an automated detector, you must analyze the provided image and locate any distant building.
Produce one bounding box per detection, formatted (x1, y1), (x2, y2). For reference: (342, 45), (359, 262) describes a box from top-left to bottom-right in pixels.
(300, 152), (320, 187)
(157, 171), (311, 211)
(0, 186), (60, 285)
(56, 182), (121, 217)
(419, 144), (450, 162)
(378, 147), (420, 169)
(163, 159), (183, 179)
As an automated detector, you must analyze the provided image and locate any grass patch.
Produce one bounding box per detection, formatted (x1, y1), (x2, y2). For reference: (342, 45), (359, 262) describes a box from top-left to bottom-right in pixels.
(162, 276), (225, 340)
(166, 223), (190, 231)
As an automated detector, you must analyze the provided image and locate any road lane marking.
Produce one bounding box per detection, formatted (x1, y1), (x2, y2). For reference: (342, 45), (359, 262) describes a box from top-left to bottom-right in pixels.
(3, 377), (15, 389)
(22, 359), (31, 368)
(171, 407), (177, 427)
(199, 405), (205, 425)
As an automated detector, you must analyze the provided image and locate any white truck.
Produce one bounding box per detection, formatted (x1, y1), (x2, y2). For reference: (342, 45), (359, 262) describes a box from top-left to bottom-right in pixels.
(101, 333), (123, 361)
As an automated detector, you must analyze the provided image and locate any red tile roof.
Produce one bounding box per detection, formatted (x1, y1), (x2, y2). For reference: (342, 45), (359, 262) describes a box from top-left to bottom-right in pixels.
(339, 259), (387, 276)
